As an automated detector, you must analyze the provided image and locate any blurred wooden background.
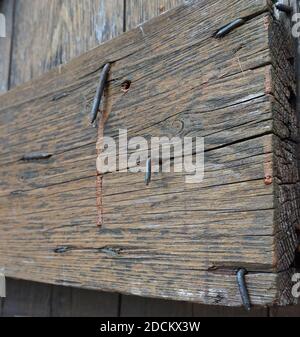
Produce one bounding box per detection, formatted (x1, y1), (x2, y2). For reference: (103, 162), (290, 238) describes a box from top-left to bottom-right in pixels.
(0, 0), (299, 317)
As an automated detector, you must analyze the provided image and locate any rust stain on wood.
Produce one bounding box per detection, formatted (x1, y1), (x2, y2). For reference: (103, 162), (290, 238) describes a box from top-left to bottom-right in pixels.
(265, 66), (272, 94)
(96, 114), (106, 228)
(264, 175), (273, 185)
(95, 69), (112, 227)
(263, 150), (273, 186)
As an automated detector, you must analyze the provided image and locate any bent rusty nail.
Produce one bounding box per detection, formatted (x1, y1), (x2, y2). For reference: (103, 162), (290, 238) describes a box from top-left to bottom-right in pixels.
(236, 268), (251, 311)
(145, 158), (152, 186)
(90, 63), (111, 124)
(21, 152), (53, 161)
(215, 18), (245, 38)
(275, 3), (293, 14)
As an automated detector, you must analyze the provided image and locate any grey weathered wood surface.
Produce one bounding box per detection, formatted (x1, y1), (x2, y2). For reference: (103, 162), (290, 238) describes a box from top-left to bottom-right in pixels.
(1, 279), (52, 317)
(0, 0), (15, 315)
(0, 0), (299, 317)
(9, 0), (124, 88)
(0, 0), (124, 317)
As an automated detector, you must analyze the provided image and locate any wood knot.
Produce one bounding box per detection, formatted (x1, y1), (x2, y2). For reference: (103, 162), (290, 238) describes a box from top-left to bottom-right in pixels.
(264, 175), (273, 185)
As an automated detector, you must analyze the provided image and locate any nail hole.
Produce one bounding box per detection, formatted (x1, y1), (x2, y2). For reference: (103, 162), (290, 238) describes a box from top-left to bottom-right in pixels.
(54, 246), (70, 254)
(288, 86), (296, 110)
(121, 80), (131, 93)
(288, 57), (295, 67)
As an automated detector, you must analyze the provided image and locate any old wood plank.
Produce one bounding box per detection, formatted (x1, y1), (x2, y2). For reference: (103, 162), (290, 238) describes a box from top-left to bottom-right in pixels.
(124, 1), (191, 314)
(0, 11), (276, 172)
(71, 289), (119, 317)
(192, 304), (268, 317)
(126, 0), (185, 30)
(0, 0), (14, 93)
(265, 0), (300, 318)
(0, 0), (15, 316)
(2, 0), (125, 317)
(1, 279), (51, 317)
(51, 285), (120, 317)
(0, 0), (298, 307)
(50, 285), (73, 317)
(10, 0), (124, 88)
(0, 0), (272, 112)
(295, 4), (300, 307)
(0, 1), (14, 317)
(120, 295), (193, 317)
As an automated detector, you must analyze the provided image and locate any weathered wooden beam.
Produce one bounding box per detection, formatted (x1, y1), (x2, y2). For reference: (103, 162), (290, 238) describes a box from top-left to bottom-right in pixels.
(0, 0), (299, 307)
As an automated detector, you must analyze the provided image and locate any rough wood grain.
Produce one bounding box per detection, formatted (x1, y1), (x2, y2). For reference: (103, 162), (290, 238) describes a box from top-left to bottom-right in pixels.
(1, 279), (51, 317)
(52, 284), (120, 317)
(71, 288), (120, 317)
(0, 0), (298, 307)
(0, 0), (14, 315)
(126, 0), (185, 30)
(50, 284), (73, 317)
(0, 0), (124, 318)
(122, 0), (199, 315)
(10, 0), (124, 88)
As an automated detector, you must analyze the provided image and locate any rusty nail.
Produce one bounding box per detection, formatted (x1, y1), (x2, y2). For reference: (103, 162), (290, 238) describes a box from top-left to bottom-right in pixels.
(90, 63), (111, 124)
(145, 158), (152, 186)
(52, 92), (68, 101)
(275, 4), (293, 14)
(215, 18), (245, 38)
(236, 268), (251, 311)
(264, 175), (273, 185)
(21, 152), (53, 161)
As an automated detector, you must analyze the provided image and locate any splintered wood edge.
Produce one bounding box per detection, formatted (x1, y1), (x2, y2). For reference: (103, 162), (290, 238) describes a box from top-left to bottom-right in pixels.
(266, 11), (300, 304)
